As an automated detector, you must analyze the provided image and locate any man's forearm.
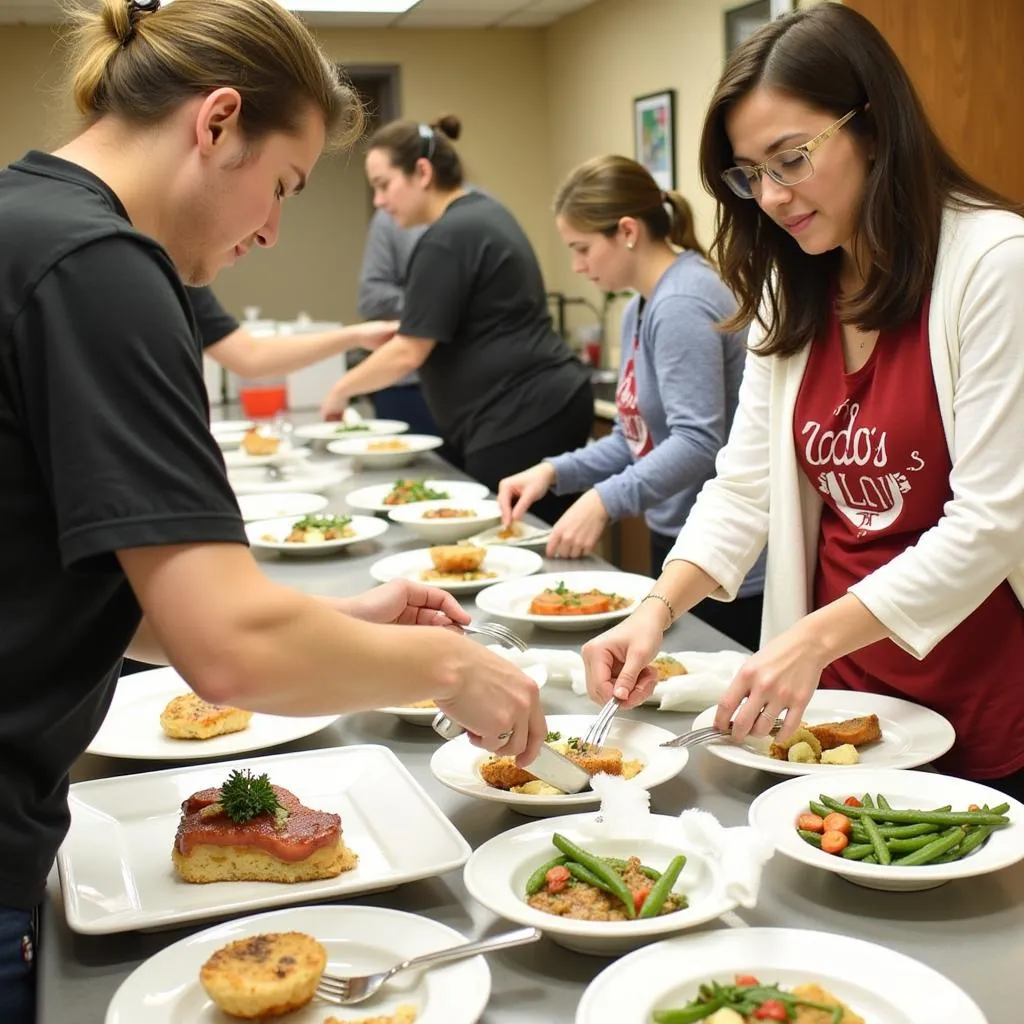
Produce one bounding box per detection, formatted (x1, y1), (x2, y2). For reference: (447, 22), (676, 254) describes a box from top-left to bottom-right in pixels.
(209, 327), (372, 379)
(331, 340), (426, 398)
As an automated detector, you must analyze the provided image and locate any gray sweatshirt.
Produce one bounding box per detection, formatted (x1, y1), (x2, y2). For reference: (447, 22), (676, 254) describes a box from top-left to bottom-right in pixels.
(547, 250), (765, 596)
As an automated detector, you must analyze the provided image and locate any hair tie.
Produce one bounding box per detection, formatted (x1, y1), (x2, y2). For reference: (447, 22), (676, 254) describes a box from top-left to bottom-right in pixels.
(417, 123), (436, 161)
(122, 0), (160, 46)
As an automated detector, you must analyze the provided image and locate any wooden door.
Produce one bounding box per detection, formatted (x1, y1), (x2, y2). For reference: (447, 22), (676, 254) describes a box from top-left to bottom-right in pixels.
(844, 0), (1024, 202)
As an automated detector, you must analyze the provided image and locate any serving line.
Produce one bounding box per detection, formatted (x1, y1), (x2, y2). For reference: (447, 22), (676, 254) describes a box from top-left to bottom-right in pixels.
(41, 424), (1024, 1024)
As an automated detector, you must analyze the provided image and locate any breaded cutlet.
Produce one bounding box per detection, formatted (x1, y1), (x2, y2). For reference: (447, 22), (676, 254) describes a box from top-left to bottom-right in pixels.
(807, 714), (882, 751)
(478, 746), (624, 790)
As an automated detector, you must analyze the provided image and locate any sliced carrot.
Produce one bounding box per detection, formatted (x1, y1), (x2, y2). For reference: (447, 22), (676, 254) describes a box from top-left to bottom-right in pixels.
(821, 830), (849, 855)
(822, 812), (852, 835)
(796, 812), (825, 833)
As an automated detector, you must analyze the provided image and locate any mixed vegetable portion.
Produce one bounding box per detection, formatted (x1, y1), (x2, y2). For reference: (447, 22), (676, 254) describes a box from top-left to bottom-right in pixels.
(652, 976), (852, 1023)
(796, 792), (1012, 865)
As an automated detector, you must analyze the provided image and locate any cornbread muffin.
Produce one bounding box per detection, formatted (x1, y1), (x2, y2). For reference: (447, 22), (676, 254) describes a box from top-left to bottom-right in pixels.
(650, 654), (687, 681)
(199, 931), (326, 1019)
(172, 784), (358, 884)
(428, 544), (487, 574)
(241, 428), (280, 456)
(159, 693), (253, 740)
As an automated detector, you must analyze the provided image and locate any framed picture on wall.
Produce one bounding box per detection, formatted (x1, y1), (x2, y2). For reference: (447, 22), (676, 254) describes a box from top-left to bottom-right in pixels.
(633, 89), (676, 191)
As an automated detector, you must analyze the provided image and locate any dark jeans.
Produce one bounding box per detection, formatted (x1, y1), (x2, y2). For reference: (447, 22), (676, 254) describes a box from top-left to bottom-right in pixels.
(371, 384), (439, 437)
(650, 530), (763, 651)
(0, 906), (36, 1024)
(445, 384), (594, 526)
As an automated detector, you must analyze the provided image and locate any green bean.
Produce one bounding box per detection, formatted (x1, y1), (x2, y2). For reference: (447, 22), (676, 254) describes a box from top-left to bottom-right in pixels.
(989, 803), (1010, 815)
(551, 833), (636, 918)
(862, 853), (877, 864)
(819, 795), (1008, 827)
(853, 821), (943, 841)
(525, 855), (567, 896)
(638, 854), (686, 919)
(799, 830), (874, 860)
(809, 800), (831, 818)
(861, 793), (875, 809)
(860, 813), (891, 865)
(876, 793), (892, 812)
(565, 861), (616, 895)
(933, 825), (996, 863)
(601, 856), (662, 880)
(652, 1001), (724, 1023)
(799, 829), (823, 847)
(894, 827), (967, 866)
(883, 834), (946, 853)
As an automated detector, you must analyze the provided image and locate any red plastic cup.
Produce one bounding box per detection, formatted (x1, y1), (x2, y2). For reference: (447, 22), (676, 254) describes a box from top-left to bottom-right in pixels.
(238, 384), (288, 419)
(584, 341), (602, 367)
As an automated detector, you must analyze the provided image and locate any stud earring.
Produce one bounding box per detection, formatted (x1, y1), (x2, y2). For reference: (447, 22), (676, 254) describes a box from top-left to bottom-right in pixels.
(626, 241), (635, 250)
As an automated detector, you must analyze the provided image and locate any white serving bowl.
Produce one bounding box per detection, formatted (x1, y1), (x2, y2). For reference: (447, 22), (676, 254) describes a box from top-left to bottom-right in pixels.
(326, 433), (443, 469)
(345, 479), (490, 515)
(235, 492), (329, 523)
(464, 812), (740, 955)
(387, 499), (502, 544)
(474, 570), (655, 633)
(245, 514), (388, 556)
(294, 419), (410, 443)
(430, 714), (689, 817)
(748, 766), (1023, 891)
(370, 545), (543, 595)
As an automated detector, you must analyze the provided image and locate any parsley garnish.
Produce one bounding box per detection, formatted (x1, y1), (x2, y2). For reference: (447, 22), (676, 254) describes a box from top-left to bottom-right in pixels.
(219, 769), (286, 825)
(545, 730), (562, 742)
(291, 513), (351, 531)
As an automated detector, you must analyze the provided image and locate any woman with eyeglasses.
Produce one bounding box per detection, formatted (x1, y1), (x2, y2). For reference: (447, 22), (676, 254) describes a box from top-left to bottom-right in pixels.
(319, 115), (594, 524)
(496, 155), (765, 649)
(581, 3), (1024, 797)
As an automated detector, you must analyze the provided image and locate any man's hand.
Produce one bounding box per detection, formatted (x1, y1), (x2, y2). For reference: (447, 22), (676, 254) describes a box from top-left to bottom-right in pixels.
(323, 580), (471, 629)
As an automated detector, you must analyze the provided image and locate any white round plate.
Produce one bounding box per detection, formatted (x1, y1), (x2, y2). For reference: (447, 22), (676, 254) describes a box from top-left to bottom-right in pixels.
(749, 766), (1023, 892)
(370, 545), (543, 595)
(87, 667), (339, 760)
(575, 927), (986, 1024)
(106, 904), (491, 1024)
(469, 521), (552, 549)
(326, 433), (444, 469)
(387, 499), (503, 544)
(223, 446), (312, 469)
(228, 463), (352, 496)
(236, 492), (329, 522)
(464, 812), (741, 955)
(209, 418), (253, 437)
(346, 479), (491, 515)
(691, 690), (955, 776)
(475, 571), (656, 633)
(430, 714), (689, 817)
(377, 659), (548, 726)
(212, 430), (248, 450)
(246, 514), (388, 555)
(294, 419), (410, 442)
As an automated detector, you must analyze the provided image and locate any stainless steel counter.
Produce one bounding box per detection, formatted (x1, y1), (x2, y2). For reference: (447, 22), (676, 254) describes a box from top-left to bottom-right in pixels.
(39, 446), (1023, 1023)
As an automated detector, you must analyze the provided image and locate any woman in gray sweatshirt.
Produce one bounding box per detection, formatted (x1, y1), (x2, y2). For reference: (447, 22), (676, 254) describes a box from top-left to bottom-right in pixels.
(497, 155), (764, 648)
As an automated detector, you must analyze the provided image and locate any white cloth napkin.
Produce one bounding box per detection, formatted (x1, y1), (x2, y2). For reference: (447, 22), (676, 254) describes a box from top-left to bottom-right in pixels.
(676, 808), (774, 908)
(494, 647), (586, 690)
(654, 650), (748, 712)
(342, 406), (364, 425)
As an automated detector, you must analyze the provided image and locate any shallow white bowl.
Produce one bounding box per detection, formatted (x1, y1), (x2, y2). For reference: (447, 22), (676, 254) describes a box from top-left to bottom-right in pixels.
(748, 766), (1023, 891)
(370, 544), (543, 594)
(691, 689), (956, 776)
(430, 713), (689, 817)
(575, 927), (986, 1024)
(294, 418), (410, 442)
(345, 479), (490, 515)
(474, 570), (655, 632)
(387, 499), (503, 543)
(107, 904), (491, 1024)
(223, 446), (311, 469)
(235, 491), (329, 522)
(245, 514), (388, 555)
(464, 812), (740, 955)
(376, 659), (548, 726)
(326, 433), (443, 469)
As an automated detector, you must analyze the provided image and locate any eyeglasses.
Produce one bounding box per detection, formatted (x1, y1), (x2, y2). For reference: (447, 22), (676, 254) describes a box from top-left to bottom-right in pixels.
(721, 108), (860, 199)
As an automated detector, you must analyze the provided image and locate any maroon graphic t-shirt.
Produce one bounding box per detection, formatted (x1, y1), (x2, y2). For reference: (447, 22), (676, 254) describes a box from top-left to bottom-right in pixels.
(793, 297), (1024, 779)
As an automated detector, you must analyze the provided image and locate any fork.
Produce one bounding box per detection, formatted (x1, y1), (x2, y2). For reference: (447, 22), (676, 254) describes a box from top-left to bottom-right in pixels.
(659, 717), (787, 749)
(315, 926), (541, 1006)
(461, 621), (528, 652)
(580, 696), (621, 751)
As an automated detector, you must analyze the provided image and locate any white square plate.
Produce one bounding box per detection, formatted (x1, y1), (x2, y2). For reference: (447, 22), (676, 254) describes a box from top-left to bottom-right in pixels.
(58, 746), (472, 934)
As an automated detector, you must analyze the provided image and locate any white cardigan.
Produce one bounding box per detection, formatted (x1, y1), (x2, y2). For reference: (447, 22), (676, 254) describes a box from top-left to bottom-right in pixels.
(668, 204), (1024, 658)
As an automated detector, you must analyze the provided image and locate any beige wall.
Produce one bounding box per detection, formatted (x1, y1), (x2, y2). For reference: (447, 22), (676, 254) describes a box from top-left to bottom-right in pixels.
(0, 24), (552, 326)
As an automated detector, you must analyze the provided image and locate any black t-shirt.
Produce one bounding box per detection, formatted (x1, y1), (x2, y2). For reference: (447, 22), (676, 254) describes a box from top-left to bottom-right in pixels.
(399, 192), (589, 455)
(0, 151), (246, 909)
(188, 286), (240, 349)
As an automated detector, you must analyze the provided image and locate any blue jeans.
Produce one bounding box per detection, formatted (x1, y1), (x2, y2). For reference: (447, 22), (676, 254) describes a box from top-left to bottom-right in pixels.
(0, 906), (36, 1024)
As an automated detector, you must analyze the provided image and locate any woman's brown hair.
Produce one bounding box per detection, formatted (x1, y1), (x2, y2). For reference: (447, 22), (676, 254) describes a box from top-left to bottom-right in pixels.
(700, 2), (1020, 357)
(367, 114), (464, 190)
(555, 154), (707, 257)
(65, 0), (363, 148)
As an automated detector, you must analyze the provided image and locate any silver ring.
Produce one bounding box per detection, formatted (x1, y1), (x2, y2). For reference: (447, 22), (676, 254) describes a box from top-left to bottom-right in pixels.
(496, 729), (514, 742)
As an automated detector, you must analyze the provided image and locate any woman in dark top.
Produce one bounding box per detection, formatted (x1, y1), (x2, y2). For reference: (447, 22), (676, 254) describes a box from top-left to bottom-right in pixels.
(320, 115), (593, 523)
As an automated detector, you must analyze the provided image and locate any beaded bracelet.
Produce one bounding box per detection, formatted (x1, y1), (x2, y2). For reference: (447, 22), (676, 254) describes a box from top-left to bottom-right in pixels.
(641, 592), (675, 626)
